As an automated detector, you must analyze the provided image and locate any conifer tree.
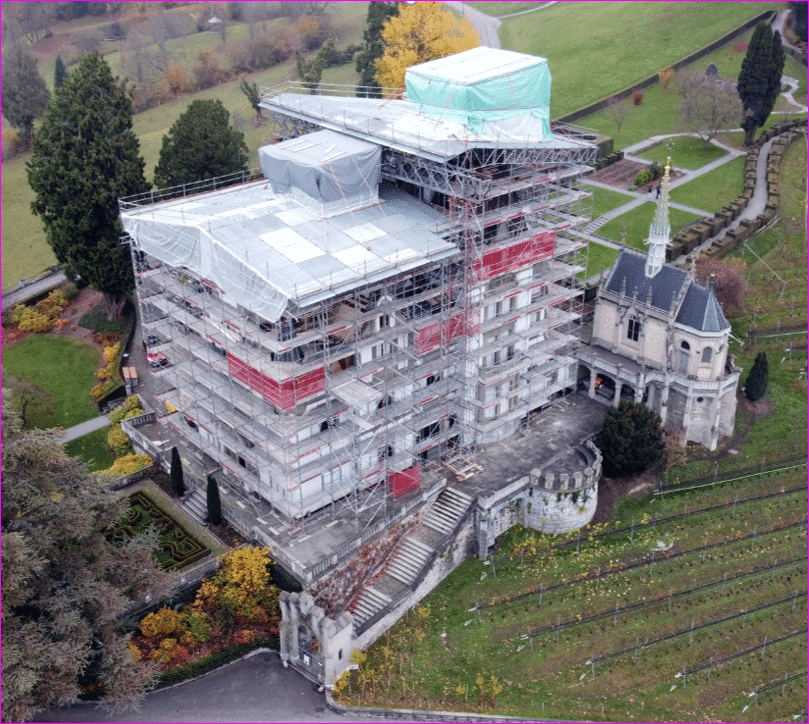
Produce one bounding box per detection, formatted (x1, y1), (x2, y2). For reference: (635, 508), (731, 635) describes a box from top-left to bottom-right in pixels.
(2, 43), (50, 144)
(170, 446), (186, 497)
(596, 401), (665, 477)
(744, 351), (769, 402)
(153, 99), (248, 189)
(54, 54), (68, 89)
(27, 53), (149, 320)
(206, 474), (222, 526)
(737, 22), (786, 145)
(355, 1), (399, 97)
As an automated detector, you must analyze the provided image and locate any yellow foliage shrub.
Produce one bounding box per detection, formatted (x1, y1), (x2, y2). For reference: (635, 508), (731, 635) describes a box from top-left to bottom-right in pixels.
(141, 607), (186, 639)
(16, 307), (55, 333)
(98, 453), (153, 479)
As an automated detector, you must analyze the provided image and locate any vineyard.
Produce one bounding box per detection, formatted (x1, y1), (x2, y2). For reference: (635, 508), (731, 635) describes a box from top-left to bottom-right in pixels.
(335, 470), (807, 721)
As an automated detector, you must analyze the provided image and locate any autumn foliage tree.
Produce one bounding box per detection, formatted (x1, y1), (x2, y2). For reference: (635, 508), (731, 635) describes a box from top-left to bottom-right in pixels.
(375, 3), (479, 91)
(2, 405), (172, 722)
(694, 255), (747, 316)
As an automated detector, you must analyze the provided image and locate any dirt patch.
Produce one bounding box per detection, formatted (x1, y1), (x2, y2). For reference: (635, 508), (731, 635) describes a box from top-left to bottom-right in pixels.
(592, 159), (685, 190)
(54, 286), (106, 346)
(591, 469), (658, 524)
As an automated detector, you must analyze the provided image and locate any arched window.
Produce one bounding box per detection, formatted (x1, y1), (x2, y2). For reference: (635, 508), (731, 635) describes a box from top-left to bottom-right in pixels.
(701, 347), (713, 364)
(678, 340), (690, 373)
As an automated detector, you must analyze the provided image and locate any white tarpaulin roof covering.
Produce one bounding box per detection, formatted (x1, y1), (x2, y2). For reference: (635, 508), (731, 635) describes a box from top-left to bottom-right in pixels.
(121, 179), (454, 324)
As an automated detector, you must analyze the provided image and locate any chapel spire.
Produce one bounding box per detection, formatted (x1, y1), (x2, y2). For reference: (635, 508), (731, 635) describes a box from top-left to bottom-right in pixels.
(645, 157), (672, 278)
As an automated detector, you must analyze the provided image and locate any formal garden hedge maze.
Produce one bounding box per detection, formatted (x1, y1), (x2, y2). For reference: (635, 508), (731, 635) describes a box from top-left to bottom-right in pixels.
(111, 491), (210, 571)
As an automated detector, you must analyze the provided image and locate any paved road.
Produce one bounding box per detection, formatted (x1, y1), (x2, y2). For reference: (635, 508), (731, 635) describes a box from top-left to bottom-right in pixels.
(32, 653), (393, 724)
(442, 1), (501, 48)
(2, 270), (66, 310)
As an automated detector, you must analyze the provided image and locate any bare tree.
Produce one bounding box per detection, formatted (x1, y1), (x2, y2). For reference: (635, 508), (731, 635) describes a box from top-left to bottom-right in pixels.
(606, 97), (629, 134)
(694, 255), (747, 315)
(678, 73), (743, 149)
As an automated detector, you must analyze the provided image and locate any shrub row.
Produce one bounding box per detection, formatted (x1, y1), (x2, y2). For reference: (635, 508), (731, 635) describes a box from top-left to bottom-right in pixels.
(594, 150), (624, 170)
(667, 119), (807, 263)
(152, 638), (278, 689)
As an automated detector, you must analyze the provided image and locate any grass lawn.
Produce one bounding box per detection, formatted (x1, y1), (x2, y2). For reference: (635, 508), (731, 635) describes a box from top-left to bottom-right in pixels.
(580, 35), (807, 152)
(1, 154), (56, 289)
(637, 135), (727, 170)
(2, 336), (100, 429)
(597, 203), (702, 250)
(584, 184), (634, 219)
(64, 426), (114, 472)
(669, 155), (745, 214)
(467, 2), (540, 17)
(581, 241), (619, 282)
(498, 2), (779, 120)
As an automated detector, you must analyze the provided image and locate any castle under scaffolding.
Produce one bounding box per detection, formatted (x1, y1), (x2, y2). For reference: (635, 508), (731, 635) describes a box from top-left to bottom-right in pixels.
(120, 47), (597, 535)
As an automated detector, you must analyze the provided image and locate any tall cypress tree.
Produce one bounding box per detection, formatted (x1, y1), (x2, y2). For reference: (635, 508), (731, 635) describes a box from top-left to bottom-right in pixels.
(27, 54), (149, 319)
(170, 446), (186, 497)
(54, 54), (68, 89)
(355, 1), (399, 97)
(596, 401), (665, 477)
(1, 44), (50, 144)
(745, 351), (769, 402)
(206, 474), (222, 526)
(737, 22), (786, 146)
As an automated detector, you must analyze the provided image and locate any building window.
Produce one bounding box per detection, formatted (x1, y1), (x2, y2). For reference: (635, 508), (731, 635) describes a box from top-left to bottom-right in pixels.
(627, 317), (641, 342)
(679, 341), (690, 374)
(701, 347), (713, 364)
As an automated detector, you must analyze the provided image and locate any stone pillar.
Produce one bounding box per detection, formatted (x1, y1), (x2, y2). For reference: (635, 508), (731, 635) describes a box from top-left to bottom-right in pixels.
(659, 381), (669, 424)
(588, 370), (597, 400)
(613, 381), (622, 407)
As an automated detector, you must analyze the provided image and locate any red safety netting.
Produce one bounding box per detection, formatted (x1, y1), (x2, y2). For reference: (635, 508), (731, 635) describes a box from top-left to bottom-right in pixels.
(475, 230), (555, 282)
(414, 311), (478, 354)
(227, 352), (325, 411)
(389, 465), (422, 499)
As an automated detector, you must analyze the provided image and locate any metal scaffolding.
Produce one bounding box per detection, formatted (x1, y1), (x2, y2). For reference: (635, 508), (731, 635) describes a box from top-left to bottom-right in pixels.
(122, 55), (597, 534)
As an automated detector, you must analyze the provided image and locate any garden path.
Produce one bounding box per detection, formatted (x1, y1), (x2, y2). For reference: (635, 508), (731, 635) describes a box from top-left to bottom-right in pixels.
(54, 413), (111, 443)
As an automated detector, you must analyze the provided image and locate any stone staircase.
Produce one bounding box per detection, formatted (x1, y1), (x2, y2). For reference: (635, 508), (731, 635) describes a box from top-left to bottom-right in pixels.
(422, 487), (474, 536)
(179, 487), (207, 524)
(386, 536), (433, 585)
(582, 215), (610, 235)
(349, 486), (475, 631)
(351, 586), (392, 629)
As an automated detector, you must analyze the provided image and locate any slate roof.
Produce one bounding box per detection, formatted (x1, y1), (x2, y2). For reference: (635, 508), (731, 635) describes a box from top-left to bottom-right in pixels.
(676, 283), (730, 333)
(604, 251), (688, 312)
(603, 251), (730, 334)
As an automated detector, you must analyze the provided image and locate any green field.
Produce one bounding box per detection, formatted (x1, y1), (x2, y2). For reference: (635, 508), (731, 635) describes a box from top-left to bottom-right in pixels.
(581, 241), (619, 282)
(64, 426), (114, 472)
(336, 471), (808, 721)
(637, 135), (728, 170)
(669, 155), (746, 214)
(2, 335), (100, 429)
(498, 2), (779, 119)
(597, 203), (702, 250)
(586, 184), (634, 219)
(580, 35), (807, 151)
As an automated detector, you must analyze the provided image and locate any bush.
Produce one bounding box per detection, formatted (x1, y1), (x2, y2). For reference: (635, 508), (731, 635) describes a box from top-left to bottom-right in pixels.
(296, 15), (326, 51)
(2, 127), (24, 160)
(107, 423), (133, 457)
(98, 452), (153, 479)
(632, 89), (644, 106)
